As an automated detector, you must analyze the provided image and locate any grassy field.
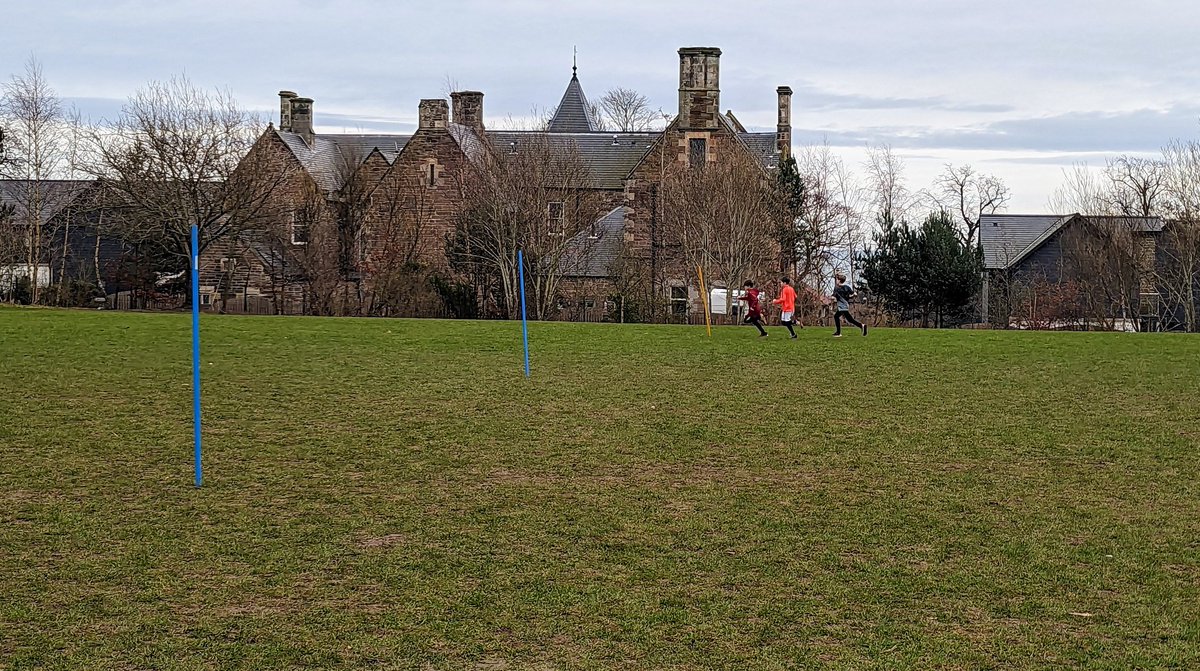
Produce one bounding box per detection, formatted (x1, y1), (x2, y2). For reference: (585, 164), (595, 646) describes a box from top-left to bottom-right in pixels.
(2, 307), (1199, 670)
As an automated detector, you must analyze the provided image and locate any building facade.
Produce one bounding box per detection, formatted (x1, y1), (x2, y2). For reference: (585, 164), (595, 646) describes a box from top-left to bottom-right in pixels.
(220, 47), (792, 319)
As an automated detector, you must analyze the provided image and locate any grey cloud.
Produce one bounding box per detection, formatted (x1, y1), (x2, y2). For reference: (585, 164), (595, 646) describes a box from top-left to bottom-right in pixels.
(797, 106), (1200, 154)
(62, 97), (127, 123)
(314, 113), (416, 134)
(787, 82), (1013, 114)
(980, 153), (1153, 166)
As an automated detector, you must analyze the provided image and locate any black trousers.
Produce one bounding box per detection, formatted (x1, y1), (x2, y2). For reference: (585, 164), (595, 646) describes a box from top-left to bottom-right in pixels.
(834, 310), (862, 335)
(744, 314), (767, 335)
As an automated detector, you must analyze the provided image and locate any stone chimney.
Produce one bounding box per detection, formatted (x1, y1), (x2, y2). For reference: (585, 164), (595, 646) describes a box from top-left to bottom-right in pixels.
(678, 47), (721, 130)
(290, 96), (314, 145)
(450, 91), (485, 132)
(278, 90), (297, 132)
(776, 86), (792, 161)
(418, 99), (449, 131)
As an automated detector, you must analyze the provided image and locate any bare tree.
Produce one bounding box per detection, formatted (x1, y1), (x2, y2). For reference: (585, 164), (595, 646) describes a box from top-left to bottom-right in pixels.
(1049, 163), (1108, 215)
(1103, 156), (1168, 217)
(451, 133), (602, 319)
(863, 143), (910, 225)
(791, 143), (855, 287)
(1, 57), (71, 303)
(597, 88), (660, 132)
(831, 157), (869, 284)
(932, 163), (1010, 246)
(1059, 216), (1144, 329)
(661, 147), (780, 315)
(359, 149), (448, 317)
(1160, 140), (1200, 331)
(85, 76), (290, 287)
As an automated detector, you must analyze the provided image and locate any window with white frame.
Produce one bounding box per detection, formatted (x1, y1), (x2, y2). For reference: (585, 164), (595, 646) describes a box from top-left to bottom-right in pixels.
(219, 257), (238, 272)
(547, 201), (565, 236)
(671, 286), (688, 316)
(290, 211), (309, 245)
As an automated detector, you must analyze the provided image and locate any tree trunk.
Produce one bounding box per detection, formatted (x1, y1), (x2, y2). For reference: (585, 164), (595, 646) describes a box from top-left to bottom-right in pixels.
(58, 217), (71, 305)
(93, 230), (105, 295)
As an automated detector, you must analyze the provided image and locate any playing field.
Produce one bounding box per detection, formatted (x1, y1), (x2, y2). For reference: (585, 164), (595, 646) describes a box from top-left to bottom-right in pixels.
(2, 307), (1199, 670)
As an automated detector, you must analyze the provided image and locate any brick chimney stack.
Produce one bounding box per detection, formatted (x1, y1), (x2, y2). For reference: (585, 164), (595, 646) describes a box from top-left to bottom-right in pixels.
(776, 86), (792, 161)
(450, 91), (485, 132)
(678, 47), (721, 130)
(290, 96), (314, 145)
(418, 99), (449, 131)
(278, 90), (297, 132)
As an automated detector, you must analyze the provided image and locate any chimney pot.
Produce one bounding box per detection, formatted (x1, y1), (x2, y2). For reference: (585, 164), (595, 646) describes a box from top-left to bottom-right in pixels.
(450, 91), (485, 132)
(290, 96), (314, 145)
(418, 99), (449, 131)
(678, 47), (722, 130)
(776, 86), (792, 162)
(278, 90), (297, 132)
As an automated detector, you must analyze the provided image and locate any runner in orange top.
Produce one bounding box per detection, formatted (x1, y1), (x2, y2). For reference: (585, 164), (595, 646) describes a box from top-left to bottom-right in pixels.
(772, 277), (798, 339)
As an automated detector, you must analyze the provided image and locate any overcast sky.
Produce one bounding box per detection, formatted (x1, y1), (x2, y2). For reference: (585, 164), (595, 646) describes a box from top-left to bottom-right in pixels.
(5, 0), (1200, 211)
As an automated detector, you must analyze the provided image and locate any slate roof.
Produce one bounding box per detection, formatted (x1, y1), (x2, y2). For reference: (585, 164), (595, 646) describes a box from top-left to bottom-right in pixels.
(248, 237), (305, 280)
(0, 179), (92, 222)
(483, 131), (657, 190)
(449, 123), (488, 163)
(725, 110), (748, 133)
(562, 205), (626, 278)
(979, 214), (1066, 270)
(980, 213), (1165, 270)
(276, 130), (411, 192)
(547, 72), (600, 133)
(737, 131), (781, 170)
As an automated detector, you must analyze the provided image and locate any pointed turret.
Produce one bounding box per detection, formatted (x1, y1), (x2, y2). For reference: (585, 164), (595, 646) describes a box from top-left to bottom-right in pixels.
(547, 60), (599, 133)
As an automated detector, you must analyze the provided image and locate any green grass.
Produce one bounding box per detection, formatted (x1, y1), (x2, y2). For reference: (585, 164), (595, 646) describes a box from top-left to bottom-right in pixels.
(2, 307), (1199, 670)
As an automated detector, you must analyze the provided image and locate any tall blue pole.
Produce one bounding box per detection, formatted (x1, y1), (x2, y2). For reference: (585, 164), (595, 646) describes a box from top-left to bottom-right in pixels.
(518, 249), (530, 377)
(190, 225), (202, 488)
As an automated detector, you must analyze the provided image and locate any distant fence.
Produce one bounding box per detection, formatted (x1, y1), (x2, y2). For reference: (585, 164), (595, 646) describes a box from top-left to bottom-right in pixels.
(96, 291), (887, 328)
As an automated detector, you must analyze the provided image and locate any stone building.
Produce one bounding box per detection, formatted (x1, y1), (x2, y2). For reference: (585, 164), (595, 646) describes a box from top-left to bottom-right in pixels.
(222, 46), (792, 319)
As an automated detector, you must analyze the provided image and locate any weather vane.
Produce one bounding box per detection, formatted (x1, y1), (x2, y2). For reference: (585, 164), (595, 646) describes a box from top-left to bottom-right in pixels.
(573, 46), (577, 76)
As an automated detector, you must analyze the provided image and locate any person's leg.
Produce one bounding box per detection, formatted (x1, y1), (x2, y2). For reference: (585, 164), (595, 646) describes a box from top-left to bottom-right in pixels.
(834, 311), (844, 336)
(753, 316), (767, 336)
(781, 311), (796, 337)
(844, 311), (866, 335)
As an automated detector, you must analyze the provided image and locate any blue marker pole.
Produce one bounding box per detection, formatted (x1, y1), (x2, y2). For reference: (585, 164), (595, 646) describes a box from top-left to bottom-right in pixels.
(190, 225), (202, 488)
(518, 249), (530, 377)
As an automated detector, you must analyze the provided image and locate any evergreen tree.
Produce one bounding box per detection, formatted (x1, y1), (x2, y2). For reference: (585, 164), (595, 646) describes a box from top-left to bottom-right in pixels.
(775, 156), (805, 274)
(860, 210), (981, 327)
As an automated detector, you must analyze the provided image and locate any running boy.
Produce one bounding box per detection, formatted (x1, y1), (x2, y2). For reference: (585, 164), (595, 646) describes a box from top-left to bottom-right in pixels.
(772, 277), (798, 338)
(741, 280), (768, 337)
(832, 273), (867, 337)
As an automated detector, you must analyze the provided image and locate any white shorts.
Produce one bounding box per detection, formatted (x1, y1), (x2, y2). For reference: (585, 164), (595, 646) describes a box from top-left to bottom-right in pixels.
(781, 311), (794, 322)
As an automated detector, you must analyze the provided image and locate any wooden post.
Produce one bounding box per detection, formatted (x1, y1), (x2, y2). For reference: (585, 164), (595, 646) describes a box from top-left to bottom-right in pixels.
(696, 265), (712, 337)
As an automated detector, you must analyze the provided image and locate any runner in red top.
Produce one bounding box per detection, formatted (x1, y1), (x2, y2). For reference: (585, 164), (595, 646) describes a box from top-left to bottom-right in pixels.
(772, 277), (798, 339)
(740, 280), (768, 337)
